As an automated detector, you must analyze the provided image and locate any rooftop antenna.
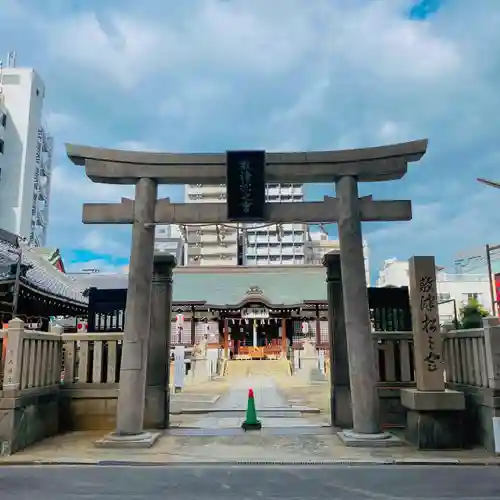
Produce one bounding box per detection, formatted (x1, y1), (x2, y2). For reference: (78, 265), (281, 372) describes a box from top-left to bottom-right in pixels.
(7, 51), (16, 68)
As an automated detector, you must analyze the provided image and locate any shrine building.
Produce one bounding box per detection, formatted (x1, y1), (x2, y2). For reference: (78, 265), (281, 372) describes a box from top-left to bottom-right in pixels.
(71, 263), (411, 359)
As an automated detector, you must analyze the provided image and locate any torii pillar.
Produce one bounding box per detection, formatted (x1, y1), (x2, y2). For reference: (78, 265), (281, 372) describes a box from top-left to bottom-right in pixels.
(96, 178), (160, 448)
(335, 176), (399, 445)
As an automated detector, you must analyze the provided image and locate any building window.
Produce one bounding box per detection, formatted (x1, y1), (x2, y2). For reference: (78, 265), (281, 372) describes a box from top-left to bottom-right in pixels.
(1, 74), (20, 85)
(0, 113), (6, 127)
(438, 293), (451, 302)
(463, 293), (480, 303)
(0, 138), (4, 154)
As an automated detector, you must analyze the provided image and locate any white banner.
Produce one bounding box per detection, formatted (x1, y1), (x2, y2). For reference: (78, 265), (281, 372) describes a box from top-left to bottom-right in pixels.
(173, 346), (185, 389)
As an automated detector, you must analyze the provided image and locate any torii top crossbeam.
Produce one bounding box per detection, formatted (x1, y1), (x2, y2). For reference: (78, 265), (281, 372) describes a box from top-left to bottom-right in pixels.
(66, 139), (428, 185)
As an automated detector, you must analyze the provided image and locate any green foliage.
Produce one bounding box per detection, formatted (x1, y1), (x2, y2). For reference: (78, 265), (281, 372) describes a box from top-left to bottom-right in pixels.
(459, 297), (490, 329)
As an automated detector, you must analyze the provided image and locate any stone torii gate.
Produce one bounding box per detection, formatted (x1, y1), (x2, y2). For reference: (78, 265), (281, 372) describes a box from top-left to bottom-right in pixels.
(67, 139), (428, 447)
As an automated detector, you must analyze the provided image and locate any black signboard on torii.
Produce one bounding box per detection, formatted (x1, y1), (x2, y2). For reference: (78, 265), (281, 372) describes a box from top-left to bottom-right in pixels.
(226, 150), (266, 221)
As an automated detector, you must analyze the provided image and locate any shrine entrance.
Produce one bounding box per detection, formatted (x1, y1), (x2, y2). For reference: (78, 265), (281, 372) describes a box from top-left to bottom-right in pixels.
(67, 138), (428, 446)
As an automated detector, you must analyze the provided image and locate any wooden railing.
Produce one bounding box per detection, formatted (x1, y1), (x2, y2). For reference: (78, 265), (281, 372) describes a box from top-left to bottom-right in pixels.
(0, 318), (63, 392)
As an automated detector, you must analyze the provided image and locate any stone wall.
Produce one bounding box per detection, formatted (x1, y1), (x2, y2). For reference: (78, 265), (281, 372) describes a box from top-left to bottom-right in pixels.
(0, 388), (59, 454)
(447, 384), (500, 452)
(0, 320), (63, 454)
(378, 388), (408, 427)
(59, 385), (118, 431)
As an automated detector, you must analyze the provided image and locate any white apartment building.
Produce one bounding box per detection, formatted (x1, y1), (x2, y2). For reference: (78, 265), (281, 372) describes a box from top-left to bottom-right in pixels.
(243, 183), (306, 266)
(0, 55), (52, 246)
(376, 258), (493, 325)
(154, 224), (187, 266)
(184, 184), (239, 266)
(305, 230), (371, 284)
(184, 183), (308, 266)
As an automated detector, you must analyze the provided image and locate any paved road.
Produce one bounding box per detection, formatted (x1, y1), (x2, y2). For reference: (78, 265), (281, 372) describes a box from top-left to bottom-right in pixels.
(1, 465), (499, 499)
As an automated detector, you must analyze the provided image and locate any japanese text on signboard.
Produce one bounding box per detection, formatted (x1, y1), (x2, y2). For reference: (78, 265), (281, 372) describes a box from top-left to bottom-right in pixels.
(238, 160), (253, 214)
(226, 150), (266, 221)
(419, 276), (441, 372)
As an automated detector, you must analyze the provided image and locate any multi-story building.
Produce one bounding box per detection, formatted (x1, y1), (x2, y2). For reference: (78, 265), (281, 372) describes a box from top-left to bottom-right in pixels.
(304, 230), (371, 284)
(184, 183), (308, 266)
(376, 258), (493, 324)
(243, 183), (306, 266)
(0, 54), (52, 246)
(305, 230), (339, 265)
(184, 184), (238, 266)
(154, 224), (187, 266)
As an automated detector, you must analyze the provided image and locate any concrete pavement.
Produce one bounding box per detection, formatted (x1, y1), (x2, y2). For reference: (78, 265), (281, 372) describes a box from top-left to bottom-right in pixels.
(186, 375), (325, 429)
(1, 375), (499, 466)
(1, 465), (500, 499)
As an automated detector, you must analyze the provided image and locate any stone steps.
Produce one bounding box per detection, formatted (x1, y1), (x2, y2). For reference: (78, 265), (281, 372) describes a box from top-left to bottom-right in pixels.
(226, 360), (291, 379)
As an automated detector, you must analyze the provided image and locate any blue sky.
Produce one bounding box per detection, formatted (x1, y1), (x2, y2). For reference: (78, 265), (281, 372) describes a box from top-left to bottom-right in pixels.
(1, 0), (500, 281)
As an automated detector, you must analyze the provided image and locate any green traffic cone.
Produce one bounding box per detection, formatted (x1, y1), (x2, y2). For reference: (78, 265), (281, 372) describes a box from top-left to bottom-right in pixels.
(241, 388), (262, 431)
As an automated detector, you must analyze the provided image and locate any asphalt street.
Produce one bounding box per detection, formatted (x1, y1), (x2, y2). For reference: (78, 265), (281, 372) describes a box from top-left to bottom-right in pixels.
(1, 464), (499, 499)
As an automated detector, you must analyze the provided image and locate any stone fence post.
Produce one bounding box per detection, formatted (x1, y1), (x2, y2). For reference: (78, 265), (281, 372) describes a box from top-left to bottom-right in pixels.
(323, 253), (351, 428)
(145, 253), (176, 429)
(3, 318), (25, 392)
(483, 316), (500, 389)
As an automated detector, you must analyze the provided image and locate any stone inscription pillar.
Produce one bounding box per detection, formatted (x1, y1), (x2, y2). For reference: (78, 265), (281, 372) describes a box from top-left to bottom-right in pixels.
(324, 252), (352, 428)
(408, 256), (445, 390)
(116, 177), (158, 436)
(144, 254), (176, 429)
(336, 175), (380, 436)
(401, 256), (465, 449)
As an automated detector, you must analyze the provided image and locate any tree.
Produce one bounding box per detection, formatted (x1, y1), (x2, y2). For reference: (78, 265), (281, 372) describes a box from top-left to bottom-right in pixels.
(459, 297), (490, 329)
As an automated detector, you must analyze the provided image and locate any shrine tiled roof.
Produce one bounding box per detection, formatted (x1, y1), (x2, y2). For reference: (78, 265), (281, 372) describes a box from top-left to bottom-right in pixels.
(69, 266), (327, 305)
(0, 233), (88, 305)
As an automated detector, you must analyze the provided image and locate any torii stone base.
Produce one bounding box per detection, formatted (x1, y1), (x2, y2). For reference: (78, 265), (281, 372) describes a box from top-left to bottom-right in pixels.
(337, 430), (402, 448)
(94, 431), (161, 449)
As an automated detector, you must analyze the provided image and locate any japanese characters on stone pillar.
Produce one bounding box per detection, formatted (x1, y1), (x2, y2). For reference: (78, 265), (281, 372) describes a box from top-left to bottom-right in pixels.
(3, 318), (25, 391)
(408, 256), (445, 391)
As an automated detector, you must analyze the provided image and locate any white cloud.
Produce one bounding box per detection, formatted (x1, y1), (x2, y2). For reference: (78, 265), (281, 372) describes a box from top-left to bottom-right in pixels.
(81, 230), (129, 258)
(66, 259), (129, 273)
(44, 111), (76, 134)
(114, 141), (157, 152)
(50, 165), (134, 203)
(1, 0), (500, 275)
(43, 12), (167, 89)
